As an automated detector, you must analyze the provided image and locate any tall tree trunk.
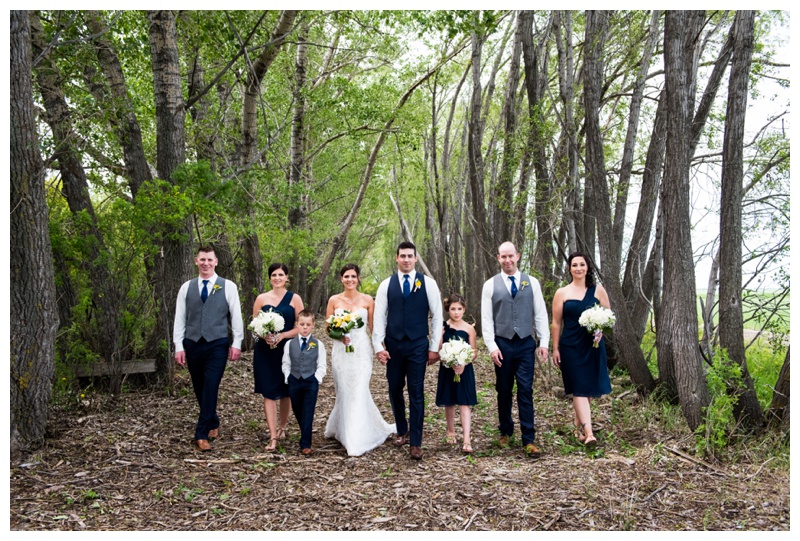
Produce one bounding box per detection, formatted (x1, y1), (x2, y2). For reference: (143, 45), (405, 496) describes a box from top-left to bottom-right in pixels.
(239, 10), (297, 346)
(768, 347), (789, 429)
(583, 10), (655, 394)
(288, 22), (310, 301)
(520, 11), (555, 293)
(31, 12), (127, 394)
(657, 10), (710, 430)
(718, 11), (764, 429)
(148, 10), (193, 378)
(10, 9), (59, 454)
(86, 10), (153, 197)
(493, 12), (522, 245)
(466, 29), (494, 276)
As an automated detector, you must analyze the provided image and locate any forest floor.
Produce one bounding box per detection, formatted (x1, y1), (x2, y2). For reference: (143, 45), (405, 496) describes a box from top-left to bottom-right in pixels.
(9, 331), (790, 531)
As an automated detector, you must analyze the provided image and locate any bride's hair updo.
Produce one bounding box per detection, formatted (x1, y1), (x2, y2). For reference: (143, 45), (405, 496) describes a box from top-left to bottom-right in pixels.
(339, 263), (360, 277)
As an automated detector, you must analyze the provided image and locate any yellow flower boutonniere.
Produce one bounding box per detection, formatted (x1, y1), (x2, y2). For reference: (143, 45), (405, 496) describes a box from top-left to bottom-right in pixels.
(211, 284), (222, 295)
(308, 342), (317, 350)
(413, 279), (422, 293)
(520, 281), (529, 291)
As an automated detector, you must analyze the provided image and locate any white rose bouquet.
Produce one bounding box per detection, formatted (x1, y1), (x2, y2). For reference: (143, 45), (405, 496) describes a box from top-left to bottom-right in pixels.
(249, 309), (285, 349)
(439, 338), (474, 382)
(326, 308), (365, 352)
(578, 304), (616, 348)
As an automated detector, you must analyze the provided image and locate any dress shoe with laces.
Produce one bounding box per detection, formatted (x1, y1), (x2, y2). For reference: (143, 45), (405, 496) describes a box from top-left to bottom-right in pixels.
(524, 443), (541, 458)
(208, 428), (219, 440)
(497, 435), (510, 448)
(394, 434), (409, 447)
(409, 446), (423, 460)
(196, 439), (212, 452)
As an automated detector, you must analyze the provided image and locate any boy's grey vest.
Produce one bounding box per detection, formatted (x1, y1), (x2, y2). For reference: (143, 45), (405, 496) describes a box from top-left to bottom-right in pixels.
(184, 278), (230, 343)
(288, 336), (320, 379)
(491, 273), (534, 340)
(386, 271), (429, 341)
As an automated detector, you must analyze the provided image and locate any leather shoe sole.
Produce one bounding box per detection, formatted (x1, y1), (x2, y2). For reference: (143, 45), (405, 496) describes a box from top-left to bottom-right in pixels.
(196, 439), (212, 452)
(409, 446), (423, 460)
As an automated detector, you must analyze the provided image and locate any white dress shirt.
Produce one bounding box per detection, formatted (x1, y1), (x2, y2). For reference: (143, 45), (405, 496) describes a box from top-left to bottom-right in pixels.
(173, 273), (245, 353)
(372, 270), (444, 353)
(481, 271), (550, 353)
(282, 334), (327, 384)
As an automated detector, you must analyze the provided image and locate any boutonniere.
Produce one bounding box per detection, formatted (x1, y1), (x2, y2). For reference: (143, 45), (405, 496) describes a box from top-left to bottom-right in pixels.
(520, 281), (529, 291)
(211, 284), (222, 295)
(413, 279), (422, 293)
(308, 341), (317, 350)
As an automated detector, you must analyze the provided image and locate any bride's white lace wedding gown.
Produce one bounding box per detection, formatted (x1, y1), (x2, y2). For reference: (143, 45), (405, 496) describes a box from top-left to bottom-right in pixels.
(324, 308), (395, 456)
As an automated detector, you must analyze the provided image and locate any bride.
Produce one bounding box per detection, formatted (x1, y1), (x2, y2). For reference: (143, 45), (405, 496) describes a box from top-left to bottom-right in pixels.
(324, 264), (395, 456)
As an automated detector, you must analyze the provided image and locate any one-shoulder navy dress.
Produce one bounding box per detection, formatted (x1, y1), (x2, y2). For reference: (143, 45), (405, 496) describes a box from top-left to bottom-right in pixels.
(253, 290), (296, 400)
(558, 285), (612, 397)
(435, 323), (478, 407)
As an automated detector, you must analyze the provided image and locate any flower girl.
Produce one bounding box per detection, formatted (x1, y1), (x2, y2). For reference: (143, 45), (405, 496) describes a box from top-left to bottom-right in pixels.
(436, 294), (478, 454)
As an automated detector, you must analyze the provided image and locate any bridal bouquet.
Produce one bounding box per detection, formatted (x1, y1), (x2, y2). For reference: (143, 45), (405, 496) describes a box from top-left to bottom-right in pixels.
(578, 304), (616, 348)
(439, 338), (474, 382)
(249, 309), (285, 349)
(326, 308), (364, 352)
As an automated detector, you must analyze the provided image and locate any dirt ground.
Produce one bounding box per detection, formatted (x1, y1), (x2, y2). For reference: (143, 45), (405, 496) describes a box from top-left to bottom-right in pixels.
(9, 333), (790, 531)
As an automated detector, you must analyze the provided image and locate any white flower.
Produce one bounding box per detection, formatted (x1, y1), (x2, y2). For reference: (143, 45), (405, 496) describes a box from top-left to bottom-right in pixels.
(578, 304), (615, 347)
(248, 309), (286, 339)
(439, 338), (474, 382)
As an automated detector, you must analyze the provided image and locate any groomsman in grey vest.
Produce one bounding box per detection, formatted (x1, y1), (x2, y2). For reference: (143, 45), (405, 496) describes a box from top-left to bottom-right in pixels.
(174, 246), (244, 452)
(481, 241), (550, 457)
(373, 241), (443, 460)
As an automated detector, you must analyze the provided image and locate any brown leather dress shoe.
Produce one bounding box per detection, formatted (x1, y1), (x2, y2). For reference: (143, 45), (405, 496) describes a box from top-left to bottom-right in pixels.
(498, 435), (510, 448)
(409, 446), (423, 460)
(208, 428), (219, 440)
(196, 439), (212, 452)
(301, 448), (313, 456)
(394, 434), (409, 447)
(524, 443), (541, 458)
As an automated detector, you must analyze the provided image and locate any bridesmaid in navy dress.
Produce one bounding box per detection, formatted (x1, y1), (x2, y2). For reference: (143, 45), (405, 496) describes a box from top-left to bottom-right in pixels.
(436, 294), (478, 454)
(551, 252), (611, 448)
(252, 263), (304, 451)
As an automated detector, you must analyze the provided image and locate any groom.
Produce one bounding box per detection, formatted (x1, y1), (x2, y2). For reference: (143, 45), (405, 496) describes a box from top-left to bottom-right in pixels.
(373, 241), (443, 460)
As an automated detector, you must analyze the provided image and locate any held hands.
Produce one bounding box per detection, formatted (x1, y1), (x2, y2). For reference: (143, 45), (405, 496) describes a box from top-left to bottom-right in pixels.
(377, 350), (390, 365)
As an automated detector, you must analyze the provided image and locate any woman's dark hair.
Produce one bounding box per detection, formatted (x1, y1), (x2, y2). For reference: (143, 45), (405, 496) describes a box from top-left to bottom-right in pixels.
(567, 251), (596, 288)
(268, 263), (289, 277)
(444, 293), (467, 312)
(339, 263), (360, 277)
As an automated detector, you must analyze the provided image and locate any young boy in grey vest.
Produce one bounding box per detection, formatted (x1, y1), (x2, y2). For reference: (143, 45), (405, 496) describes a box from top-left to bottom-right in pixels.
(282, 310), (327, 455)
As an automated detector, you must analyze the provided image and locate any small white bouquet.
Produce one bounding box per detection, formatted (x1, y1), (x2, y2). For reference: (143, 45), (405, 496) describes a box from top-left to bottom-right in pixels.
(249, 309), (285, 349)
(578, 304), (616, 348)
(439, 338), (474, 382)
(326, 308), (365, 352)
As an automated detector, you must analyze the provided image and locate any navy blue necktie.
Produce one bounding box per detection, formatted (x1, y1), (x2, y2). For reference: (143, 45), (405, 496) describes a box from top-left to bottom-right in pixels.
(301, 337), (308, 352)
(509, 276), (517, 299)
(201, 279), (209, 302)
(403, 274), (411, 298)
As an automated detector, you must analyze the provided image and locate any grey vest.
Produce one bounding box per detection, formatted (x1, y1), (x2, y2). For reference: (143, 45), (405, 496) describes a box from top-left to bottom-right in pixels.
(184, 278), (230, 343)
(288, 335), (320, 379)
(491, 273), (534, 340)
